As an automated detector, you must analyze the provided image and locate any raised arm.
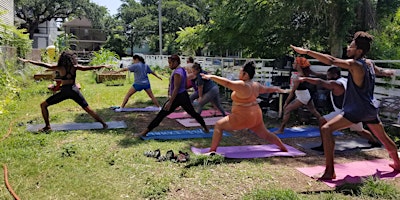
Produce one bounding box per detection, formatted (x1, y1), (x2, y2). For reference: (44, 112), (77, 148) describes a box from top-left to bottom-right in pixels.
(18, 58), (56, 69)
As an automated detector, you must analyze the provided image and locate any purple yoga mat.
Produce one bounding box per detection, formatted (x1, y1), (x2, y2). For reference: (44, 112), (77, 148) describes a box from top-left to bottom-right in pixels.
(191, 144), (306, 158)
(176, 116), (224, 127)
(296, 159), (400, 187)
(167, 110), (229, 119)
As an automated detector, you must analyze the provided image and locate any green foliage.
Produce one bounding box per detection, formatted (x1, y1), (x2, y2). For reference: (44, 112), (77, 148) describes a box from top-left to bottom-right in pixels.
(0, 22), (32, 57)
(176, 24), (206, 55)
(15, 0), (108, 38)
(242, 188), (301, 200)
(55, 33), (76, 53)
(89, 48), (120, 68)
(359, 177), (400, 199)
(370, 8), (400, 61)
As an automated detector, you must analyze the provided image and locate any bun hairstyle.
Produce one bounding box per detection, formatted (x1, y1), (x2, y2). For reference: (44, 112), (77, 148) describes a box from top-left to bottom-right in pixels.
(243, 61), (256, 79)
(353, 31), (373, 56)
(132, 54), (145, 63)
(295, 57), (310, 68)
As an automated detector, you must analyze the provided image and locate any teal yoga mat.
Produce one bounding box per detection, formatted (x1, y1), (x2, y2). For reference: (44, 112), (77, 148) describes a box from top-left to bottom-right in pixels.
(141, 128), (232, 140)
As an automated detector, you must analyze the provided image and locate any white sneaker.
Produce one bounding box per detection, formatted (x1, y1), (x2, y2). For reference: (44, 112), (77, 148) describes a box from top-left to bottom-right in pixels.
(158, 107), (162, 111)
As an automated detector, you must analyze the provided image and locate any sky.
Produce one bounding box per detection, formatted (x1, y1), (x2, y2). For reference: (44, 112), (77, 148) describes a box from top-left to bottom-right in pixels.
(90, 0), (123, 16)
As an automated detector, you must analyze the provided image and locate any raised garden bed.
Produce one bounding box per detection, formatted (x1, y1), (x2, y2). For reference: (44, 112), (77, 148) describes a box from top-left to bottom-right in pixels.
(95, 72), (126, 84)
(33, 71), (55, 80)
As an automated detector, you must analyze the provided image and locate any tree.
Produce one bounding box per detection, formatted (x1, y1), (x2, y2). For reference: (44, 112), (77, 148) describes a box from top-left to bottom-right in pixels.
(15, 0), (108, 39)
(175, 24), (206, 55)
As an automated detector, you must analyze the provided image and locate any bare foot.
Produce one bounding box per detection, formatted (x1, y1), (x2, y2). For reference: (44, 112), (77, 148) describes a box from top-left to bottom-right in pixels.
(312, 171), (336, 180)
(280, 146), (288, 152)
(389, 163), (400, 171)
(38, 126), (51, 133)
(133, 129), (149, 138)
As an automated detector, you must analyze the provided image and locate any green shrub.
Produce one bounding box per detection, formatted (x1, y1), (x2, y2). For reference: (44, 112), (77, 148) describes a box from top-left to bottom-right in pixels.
(360, 177), (400, 199)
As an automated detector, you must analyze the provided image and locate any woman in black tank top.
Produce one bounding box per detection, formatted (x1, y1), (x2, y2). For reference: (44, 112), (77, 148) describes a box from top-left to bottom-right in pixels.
(19, 51), (111, 132)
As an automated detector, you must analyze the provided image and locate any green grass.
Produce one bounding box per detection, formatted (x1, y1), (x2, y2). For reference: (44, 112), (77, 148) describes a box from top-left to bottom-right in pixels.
(1, 70), (400, 199)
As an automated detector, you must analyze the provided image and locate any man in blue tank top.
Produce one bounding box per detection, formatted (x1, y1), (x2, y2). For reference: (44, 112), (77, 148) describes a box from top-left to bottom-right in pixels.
(291, 31), (400, 180)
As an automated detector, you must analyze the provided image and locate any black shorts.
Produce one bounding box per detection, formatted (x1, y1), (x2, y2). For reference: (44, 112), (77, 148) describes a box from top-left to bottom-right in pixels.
(342, 112), (381, 124)
(46, 84), (88, 108)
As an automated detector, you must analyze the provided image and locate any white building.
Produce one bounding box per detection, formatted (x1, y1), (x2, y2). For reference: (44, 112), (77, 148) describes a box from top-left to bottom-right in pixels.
(0, 0), (14, 26)
(32, 18), (61, 49)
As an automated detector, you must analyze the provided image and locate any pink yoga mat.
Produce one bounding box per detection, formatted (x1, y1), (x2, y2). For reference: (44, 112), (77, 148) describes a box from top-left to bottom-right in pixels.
(191, 144), (306, 158)
(176, 116), (224, 127)
(167, 110), (228, 119)
(296, 159), (400, 187)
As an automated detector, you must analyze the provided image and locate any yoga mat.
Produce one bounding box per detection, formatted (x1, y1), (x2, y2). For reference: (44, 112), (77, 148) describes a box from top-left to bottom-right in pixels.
(27, 121), (127, 132)
(176, 116), (224, 127)
(141, 128), (232, 140)
(268, 126), (344, 139)
(297, 138), (382, 152)
(167, 110), (229, 119)
(114, 106), (160, 112)
(296, 159), (400, 187)
(191, 144), (306, 158)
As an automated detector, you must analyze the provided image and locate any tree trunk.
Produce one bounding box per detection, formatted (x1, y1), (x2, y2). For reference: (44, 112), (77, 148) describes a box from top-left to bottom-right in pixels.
(28, 22), (39, 40)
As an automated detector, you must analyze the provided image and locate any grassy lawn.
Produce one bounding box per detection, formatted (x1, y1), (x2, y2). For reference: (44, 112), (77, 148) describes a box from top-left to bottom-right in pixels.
(1, 70), (400, 199)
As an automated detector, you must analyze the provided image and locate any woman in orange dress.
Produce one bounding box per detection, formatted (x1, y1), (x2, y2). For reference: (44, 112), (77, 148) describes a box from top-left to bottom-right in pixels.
(200, 61), (288, 153)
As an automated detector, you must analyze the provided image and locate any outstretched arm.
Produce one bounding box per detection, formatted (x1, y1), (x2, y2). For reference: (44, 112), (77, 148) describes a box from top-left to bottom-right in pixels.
(75, 64), (112, 71)
(110, 68), (129, 74)
(259, 85), (286, 94)
(200, 73), (247, 92)
(291, 45), (365, 87)
(366, 60), (395, 77)
(18, 58), (56, 69)
(299, 77), (344, 96)
(290, 45), (357, 70)
(150, 71), (163, 80)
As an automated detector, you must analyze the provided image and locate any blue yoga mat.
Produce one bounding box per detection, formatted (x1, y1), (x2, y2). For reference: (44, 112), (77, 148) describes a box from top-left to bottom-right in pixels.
(268, 126), (344, 139)
(141, 128), (232, 140)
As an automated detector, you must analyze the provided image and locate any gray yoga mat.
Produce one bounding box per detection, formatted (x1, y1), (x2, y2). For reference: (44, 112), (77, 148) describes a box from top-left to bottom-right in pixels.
(27, 121), (127, 132)
(296, 138), (382, 152)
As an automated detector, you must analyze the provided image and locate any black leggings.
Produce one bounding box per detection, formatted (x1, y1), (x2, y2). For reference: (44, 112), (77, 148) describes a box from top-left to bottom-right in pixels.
(46, 84), (88, 108)
(147, 91), (207, 131)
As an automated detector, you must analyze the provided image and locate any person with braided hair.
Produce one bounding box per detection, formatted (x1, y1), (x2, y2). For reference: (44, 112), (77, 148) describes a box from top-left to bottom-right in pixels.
(19, 51), (110, 132)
